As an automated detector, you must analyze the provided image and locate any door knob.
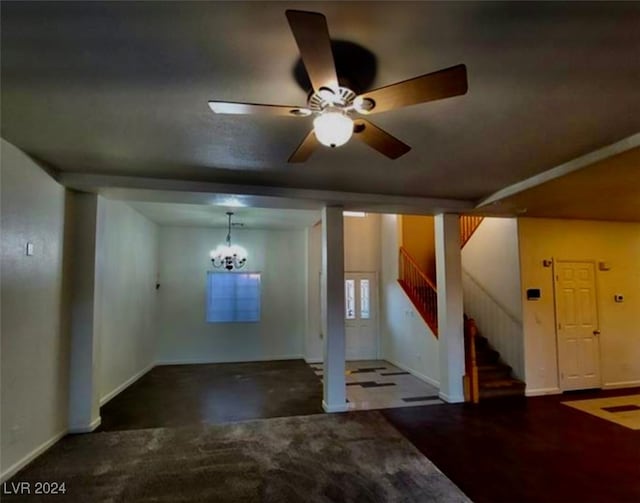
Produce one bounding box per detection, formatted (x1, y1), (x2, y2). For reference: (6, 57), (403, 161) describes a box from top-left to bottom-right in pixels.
(593, 330), (601, 335)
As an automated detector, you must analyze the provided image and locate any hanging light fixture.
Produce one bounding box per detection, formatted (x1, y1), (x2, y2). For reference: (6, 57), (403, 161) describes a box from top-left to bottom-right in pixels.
(209, 212), (248, 271)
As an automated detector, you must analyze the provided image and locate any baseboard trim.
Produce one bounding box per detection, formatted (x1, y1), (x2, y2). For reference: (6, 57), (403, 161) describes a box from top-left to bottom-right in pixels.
(525, 387), (562, 397)
(304, 357), (323, 364)
(68, 416), (101, 434)
(155, 355), (305, 366)
(1, 429), (67, 483)
(438, 391), (465, 404)
(322, 400), (349, 413)
(100, 363), (154, 406)
(384, 357), (440, 389)
(603, 380), (640, 390)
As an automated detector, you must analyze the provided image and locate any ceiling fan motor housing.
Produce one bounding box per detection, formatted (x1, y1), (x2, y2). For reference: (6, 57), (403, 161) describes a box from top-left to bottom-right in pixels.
(308, 86), (356, 112)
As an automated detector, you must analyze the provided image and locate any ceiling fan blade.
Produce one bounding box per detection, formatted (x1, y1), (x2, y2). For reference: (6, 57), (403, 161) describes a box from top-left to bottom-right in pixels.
(353, 119), (411, 159)
(288, 129), (319, 163)
(286, 10), (338, 92)
(356, 64), (468, 114)
(208, 101), (311, 117)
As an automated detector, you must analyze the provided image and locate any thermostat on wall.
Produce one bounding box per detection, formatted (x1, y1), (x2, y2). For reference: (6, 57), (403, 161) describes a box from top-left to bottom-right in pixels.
(526, 288), (541, 300)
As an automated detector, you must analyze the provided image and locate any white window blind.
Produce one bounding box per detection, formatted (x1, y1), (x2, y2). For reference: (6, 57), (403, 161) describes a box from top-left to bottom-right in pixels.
(206, 272), (261, 323)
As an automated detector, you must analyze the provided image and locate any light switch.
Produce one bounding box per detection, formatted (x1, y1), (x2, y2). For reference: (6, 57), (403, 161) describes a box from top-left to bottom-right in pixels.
(25, 242), (34, 256)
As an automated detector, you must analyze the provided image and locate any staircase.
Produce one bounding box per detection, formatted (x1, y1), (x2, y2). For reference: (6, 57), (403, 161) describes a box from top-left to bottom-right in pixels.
(398, 215), (525, 402)
(474, 329), (526, 399)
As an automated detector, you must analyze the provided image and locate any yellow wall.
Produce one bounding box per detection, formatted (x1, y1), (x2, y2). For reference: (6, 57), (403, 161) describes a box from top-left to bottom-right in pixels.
(518, 218), (640, 393)
(400, 215), (436, 281)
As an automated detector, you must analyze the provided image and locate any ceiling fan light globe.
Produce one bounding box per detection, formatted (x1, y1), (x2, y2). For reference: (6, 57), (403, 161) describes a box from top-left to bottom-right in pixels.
(353, 96), (375, 113)
(313, 112), (353, 148)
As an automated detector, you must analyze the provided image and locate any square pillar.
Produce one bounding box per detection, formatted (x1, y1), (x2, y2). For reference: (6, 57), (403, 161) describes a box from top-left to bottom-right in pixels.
(68, 192), (102, 432)
(321, 206), (348, 412)
(435, 213), (465, 403)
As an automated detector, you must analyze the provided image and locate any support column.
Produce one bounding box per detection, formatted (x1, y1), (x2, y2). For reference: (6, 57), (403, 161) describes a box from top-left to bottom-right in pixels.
(321, 206), (348, 412)
(68, 192), (102, 432)
(435, 213), (465, 403)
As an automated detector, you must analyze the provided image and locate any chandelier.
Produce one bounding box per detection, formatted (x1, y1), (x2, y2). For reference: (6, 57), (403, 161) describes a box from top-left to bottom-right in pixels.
(209, 212), (248, 271)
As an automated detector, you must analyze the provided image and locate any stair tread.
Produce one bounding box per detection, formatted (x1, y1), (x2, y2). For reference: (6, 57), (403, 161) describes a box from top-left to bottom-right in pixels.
(476, 347), (499, 354)
(478, 370), (512, 380)
(480, 379), (525, 389)
(478, 363), (512, 371)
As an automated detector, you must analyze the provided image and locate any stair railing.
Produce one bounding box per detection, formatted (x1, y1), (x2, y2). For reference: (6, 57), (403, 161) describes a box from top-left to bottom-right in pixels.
(398, 246), (438, 335)
(460, 215), (484, 248)
(463, 317), (480, 403)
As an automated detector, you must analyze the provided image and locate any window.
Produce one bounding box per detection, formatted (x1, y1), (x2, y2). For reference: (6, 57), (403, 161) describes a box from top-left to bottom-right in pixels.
(345, 279), (356, 320)
(206, 272), (261, 323)
(360, 279), (370, 319)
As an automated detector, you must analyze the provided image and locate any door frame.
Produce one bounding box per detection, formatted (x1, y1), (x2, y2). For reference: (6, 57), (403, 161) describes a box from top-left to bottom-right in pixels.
(552, 259), (603, 391)
(344, 270), (380, 360)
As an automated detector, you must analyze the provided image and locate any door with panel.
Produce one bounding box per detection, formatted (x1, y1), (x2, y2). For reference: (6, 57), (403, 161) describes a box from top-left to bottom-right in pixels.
(344, 272), (378, 360)
(554, 261), (601, 391)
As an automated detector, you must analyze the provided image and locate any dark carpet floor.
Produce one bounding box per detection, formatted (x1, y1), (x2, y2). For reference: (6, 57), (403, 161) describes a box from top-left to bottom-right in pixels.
(99, 360), (324, 431)
(5, 411), (469, 503)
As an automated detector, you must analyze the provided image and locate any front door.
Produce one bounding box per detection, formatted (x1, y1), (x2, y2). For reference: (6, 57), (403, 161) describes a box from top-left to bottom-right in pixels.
(344, 272), (378, 360)
(554, 261), (601, 391)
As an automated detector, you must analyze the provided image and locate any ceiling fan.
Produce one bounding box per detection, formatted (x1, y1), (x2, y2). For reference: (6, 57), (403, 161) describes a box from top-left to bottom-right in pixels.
(208, 10), (468, 162)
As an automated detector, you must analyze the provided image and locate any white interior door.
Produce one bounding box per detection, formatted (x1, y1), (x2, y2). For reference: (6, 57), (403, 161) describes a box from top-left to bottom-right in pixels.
(554, 261), (602, 391)
(344, 272), (378, 360)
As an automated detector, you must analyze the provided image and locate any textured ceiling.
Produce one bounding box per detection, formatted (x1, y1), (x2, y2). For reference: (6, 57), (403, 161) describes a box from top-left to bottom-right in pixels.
(1, 1), (639, 201)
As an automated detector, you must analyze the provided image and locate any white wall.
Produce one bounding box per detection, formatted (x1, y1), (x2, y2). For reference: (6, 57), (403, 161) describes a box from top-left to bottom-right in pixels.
(344, 214), (381, 272)
(95, 198), (158, 403)
(156, 226), (306, 363)
(305, 214), (381, 362)
(462, 218), (522, 320)
(379, 214), (439, 387)
(1, 139), (71, 479)
(519, 218), (640, 395)
(461, 217), (524, 378)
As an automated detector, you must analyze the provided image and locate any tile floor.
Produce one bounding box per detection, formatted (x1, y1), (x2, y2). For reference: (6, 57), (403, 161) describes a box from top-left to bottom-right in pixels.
(309, 360), (443, 411)
(562, 393), (640, 430)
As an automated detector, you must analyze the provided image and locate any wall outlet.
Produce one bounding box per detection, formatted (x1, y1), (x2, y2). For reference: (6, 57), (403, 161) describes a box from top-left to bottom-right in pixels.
(25, 242), (34, 256)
